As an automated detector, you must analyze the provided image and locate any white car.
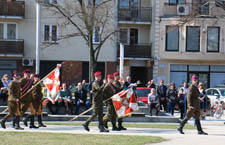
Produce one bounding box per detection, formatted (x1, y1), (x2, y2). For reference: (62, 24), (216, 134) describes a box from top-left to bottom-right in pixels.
(206, 88), (225, 108)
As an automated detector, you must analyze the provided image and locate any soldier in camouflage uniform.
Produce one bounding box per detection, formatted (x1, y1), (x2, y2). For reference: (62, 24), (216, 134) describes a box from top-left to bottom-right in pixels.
(20, 70), (39, 129)
(113, 72), (127, 130)
(103, 74), (120, 131)
(0, 72), (24, 130)
(82, 71), (109, 132)
(178, 76), (207, 135)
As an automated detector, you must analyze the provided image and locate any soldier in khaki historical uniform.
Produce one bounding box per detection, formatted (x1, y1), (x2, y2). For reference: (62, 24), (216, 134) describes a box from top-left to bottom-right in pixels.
(113, 72), (127, 130)
(0, 72), (24, 130)
(178, 76), (208, 135)
(32, 74), (46, 127)
(82, 71), (109, 132)
(24, 74), (47, 128)
(103, 74), (120, 131)
(20, 70), (39, 129)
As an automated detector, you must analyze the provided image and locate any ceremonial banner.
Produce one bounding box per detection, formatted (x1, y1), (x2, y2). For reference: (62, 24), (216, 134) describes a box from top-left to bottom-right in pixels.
(112, 88), (139, 118)
(43, 65), (61, 102)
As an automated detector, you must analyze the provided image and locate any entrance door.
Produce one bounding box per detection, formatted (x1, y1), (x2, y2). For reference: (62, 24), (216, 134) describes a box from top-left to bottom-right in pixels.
(188, 72), (209, 88)
(130, 67), (147, 85)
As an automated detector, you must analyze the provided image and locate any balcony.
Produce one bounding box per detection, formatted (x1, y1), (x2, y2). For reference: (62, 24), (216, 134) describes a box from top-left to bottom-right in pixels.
(0, 40), (24, 57)
(118, 7), (152, 23)
(162, 3), (211, 18)
(117, 43), (152, 59)
(0, 1), (25, 19)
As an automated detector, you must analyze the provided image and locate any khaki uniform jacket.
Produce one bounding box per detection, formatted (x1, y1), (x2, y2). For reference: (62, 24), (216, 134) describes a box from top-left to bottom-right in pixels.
(92, 81), (105, 105)
(8, 80), (21, 102)
(113, 81), (123, 93)
(103, 83), (116, 100)
(187, 84), (200, 108)
(20, 78), (33, 104)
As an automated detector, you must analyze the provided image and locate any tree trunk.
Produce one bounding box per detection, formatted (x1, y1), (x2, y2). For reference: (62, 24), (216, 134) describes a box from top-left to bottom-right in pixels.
(88, 32), (97, 82)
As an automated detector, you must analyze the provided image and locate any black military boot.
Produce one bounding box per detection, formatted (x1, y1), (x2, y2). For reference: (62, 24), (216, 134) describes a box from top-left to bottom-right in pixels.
(38, 115), (47, 127)
(29, 115), (39, 129)
(112, 123), (120, 131)
(15, 116), (24, 130)
(118, 119), (127, 130)
(177, 118), (188, 134)
(12, 116), (16, 128)
(103, 121), (108, 129)
(99, 124), (109, 133)
(82, 122), (90, 132)
(0, 114), (10, 129)
(195, 120), (208, 135)
(23, 115), (29, 127)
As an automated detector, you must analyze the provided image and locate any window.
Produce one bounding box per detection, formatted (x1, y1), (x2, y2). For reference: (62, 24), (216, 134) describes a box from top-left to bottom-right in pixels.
(130, 28), (138, 45)
(186, 26), (200, 52)
(199, 0), (209, 15)
(0, 23), (3, 39)
(166, 26), (179, 51)
(93, 27), (101, 44)
(207, 27), (220, 52)
(119, 28), (128, 44)
(168, 0), (185, 5)
(7, 24), (16, 40)
(43, 25), (58, 42)
(88, 0), (101, 5)
(120, 0), (129, 8)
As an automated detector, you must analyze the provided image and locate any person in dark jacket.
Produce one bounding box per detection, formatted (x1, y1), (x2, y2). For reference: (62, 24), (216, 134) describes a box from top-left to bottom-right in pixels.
(177, 76), (208, 135)
(177, 89), (185, 119)
(156, 80), (167, 112)
(166, 82), (178, 116)
(75, 82), (90, 115)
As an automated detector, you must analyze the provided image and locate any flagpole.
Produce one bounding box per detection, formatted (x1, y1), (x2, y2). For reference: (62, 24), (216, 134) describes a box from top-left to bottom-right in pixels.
(0, 64), (61, 114)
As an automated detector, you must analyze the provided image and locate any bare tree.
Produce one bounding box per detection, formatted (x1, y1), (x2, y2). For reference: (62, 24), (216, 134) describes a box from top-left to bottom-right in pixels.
(39, 0), (118, 81)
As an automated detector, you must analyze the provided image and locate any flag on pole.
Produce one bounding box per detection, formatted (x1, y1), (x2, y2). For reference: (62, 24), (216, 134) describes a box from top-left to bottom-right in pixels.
(112, 88), (139, 118)
(43, 65), (61, 98)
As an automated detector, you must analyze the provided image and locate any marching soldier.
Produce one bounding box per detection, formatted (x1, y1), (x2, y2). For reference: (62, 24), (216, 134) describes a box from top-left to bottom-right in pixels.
(82, 71), (109, 132)
(0, 72), (24, 130)
(103, 74), (120, 131)
(20, 70), (39, 129)
(31, 74), (46, 127)
(113, 72), (127, 130)
(177, 76), (208, 135)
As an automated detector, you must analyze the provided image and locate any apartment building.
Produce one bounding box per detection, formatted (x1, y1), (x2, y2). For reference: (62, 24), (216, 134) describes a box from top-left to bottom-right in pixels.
(153, 0), (225, 88)
(0, 0), (117, 84)
(116, 0), (153, 84)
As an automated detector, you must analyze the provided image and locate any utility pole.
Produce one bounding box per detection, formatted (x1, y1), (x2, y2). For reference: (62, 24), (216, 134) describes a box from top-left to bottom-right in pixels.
(119, 43), (124, 78)
(36, 1), (41, 74)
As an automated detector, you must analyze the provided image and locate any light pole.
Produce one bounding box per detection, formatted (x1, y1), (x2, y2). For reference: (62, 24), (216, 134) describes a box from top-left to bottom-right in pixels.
(36, 1), (41, 74)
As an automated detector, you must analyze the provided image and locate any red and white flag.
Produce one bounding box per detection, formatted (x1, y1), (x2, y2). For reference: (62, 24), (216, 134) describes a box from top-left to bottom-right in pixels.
(112, 88), (139, 118)
(43, 65), (61, 98)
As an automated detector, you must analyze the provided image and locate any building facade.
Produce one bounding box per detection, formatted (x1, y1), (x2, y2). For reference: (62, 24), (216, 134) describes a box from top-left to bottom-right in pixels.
(153, 0), (225, 88)
(0, 0), (118, 84)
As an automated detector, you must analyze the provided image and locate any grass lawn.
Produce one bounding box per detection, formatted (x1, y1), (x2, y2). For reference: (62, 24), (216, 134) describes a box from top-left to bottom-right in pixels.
(45, 122), (195, 130)
(0, 132), (166, 145)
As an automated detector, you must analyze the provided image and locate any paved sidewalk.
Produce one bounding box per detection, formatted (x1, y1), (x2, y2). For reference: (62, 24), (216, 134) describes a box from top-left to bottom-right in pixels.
(0, 120), (225, 145)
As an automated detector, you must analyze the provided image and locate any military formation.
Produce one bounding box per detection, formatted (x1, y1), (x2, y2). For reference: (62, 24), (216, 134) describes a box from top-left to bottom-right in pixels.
(0, 70), (46, 130)
(83, 71), (128, 132)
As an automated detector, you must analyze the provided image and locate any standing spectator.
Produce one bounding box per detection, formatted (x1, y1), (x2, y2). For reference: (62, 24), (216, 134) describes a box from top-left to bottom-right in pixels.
(147, 80), (156, 89)
(82, 80), (87, 91)
(75, 82), (90, 115)
(178, 89), (185, 119)
(198, 82), (208, 119)
(59, 83), (73, 115)
(180, 82), (189, 117)
(124, 76), (132, 88)
(156, 80), (167, 112)
(0, 74), (11, 105)
(166, 83), (178, 116)
(148, 88), (160, 116)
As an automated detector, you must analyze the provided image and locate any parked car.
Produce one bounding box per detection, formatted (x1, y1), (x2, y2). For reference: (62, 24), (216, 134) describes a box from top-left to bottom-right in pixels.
(206, 88), (225, 108)
(135, 87), (151, 104)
